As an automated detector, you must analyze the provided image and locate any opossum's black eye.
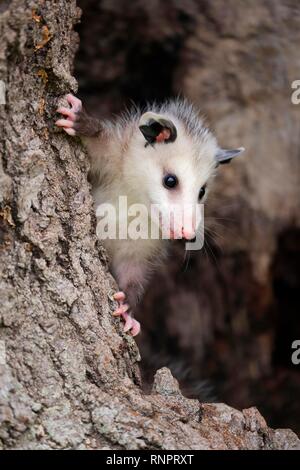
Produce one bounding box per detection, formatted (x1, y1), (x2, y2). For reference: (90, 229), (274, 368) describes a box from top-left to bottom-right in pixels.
(198, 185), (206, 200)
(163, 174), (178, 189)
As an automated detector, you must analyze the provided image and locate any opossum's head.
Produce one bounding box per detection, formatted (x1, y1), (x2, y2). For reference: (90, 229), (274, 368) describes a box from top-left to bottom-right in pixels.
(125, 101), (244, 240)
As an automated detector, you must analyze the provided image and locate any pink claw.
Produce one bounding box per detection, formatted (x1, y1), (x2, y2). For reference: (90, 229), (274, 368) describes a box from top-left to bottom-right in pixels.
(64, 128), (76, 136)
(130, 318), (141, 337)
(113, 291), (126, 302)
(122, 312), (133, 332)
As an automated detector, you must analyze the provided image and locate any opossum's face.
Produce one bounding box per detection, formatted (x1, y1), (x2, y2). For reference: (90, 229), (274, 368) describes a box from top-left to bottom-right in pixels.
(125, 111), (244, 240)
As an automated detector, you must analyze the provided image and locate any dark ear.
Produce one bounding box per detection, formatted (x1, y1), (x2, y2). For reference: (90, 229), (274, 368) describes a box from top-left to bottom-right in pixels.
(139, 112), (177, 145)
(216, 147), (245, 165)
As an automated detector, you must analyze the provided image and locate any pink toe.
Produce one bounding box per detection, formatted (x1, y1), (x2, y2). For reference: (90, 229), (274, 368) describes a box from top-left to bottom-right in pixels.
(64, 128), (76, 136)
(122, 312), (133, 333)
(55, 119), (74, 128)
(112, 304), (129, 316)
(113, 291), (126, 302)
(66, 94), (82, 111)
(131, 320), (141, 337)
(57, 107), (77, 121)
(112, 309), (121, 317)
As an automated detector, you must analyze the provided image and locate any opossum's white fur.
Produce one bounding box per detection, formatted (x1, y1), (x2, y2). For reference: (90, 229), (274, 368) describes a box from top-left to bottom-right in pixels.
(84, 98), (218, 300)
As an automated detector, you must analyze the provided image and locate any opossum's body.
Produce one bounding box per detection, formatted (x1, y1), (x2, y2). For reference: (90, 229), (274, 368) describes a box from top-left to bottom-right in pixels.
(56, 94), (244, 336)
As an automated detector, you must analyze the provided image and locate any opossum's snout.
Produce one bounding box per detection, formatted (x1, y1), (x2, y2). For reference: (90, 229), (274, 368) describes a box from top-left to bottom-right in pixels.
(159, 205), (201, 241)
(182, 228), (196, 240)
(161, 174), (205, 240)
(172, 224), (196, 241)
(168, 223), (196, 241)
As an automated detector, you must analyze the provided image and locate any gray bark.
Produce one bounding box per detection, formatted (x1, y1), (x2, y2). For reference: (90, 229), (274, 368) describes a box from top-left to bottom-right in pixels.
(0, 0), (299, 449)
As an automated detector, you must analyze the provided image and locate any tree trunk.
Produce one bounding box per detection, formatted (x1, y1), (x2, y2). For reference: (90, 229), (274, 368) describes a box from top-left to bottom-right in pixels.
(0, 0), (299, 449)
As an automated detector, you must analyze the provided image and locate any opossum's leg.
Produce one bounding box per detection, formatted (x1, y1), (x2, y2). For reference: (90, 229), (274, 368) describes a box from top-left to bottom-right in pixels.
(112, 262), (147, 337)
(56, 94), (102, 137)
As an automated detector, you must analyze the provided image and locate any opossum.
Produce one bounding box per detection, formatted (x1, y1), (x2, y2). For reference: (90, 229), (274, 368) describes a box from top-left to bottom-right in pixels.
(56, 94), (244, 336)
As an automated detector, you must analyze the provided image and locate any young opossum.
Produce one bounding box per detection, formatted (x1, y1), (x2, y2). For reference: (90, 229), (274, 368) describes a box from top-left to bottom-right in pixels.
(56, 94), (244, 336)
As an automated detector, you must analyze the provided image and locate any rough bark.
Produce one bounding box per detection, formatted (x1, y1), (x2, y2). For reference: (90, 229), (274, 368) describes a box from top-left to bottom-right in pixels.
(0, 0), (299, 450)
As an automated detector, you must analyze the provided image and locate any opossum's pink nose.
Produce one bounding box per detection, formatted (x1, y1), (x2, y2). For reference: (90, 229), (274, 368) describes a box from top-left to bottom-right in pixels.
(182, 228), (195, 240)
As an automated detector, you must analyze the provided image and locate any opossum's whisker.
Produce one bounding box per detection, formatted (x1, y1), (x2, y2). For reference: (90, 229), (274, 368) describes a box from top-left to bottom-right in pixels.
(203, 236), (220, 269)
(204, 226), (225, 249)
(182, 249), (191, 273)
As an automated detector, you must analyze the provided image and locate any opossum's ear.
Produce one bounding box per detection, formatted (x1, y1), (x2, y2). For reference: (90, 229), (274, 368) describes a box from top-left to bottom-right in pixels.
(139, 112), (177, 145)
(216, 147), (245, 165)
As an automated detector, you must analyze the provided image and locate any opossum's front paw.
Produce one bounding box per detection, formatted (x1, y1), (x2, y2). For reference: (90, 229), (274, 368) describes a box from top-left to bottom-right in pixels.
(55, 94), (82, 136)
(113, 291), (141, 337)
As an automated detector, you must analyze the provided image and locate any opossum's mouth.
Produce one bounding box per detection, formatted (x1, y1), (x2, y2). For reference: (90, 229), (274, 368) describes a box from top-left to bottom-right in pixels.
(162, 226), (196, 241)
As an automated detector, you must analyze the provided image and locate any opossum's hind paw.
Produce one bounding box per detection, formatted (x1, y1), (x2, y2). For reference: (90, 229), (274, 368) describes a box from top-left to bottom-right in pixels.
(112, 291), (141, 337)
(55, 94), (82, 136)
